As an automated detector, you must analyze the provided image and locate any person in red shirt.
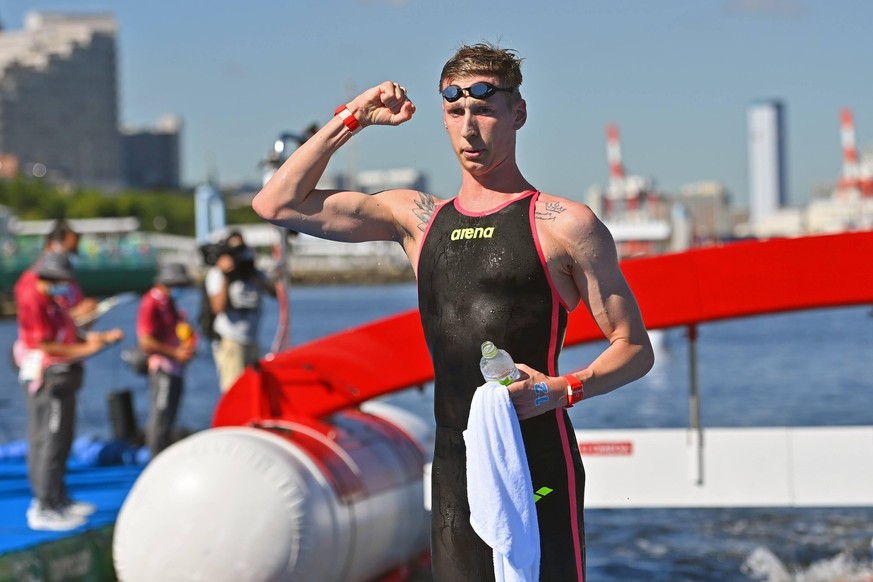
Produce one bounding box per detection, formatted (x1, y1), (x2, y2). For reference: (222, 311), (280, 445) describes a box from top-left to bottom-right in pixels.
(136, 262), (198, 457)
(15, 220), (97, 325)
(16, 252), (124, 531)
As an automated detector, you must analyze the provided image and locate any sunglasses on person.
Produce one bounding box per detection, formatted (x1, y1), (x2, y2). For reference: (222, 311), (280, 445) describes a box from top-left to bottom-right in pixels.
(441, 82), (516, 103)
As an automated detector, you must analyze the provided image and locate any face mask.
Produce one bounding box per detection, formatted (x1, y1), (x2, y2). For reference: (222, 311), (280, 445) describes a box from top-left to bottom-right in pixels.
(47, 282), (72, 299)
(169, 287), (185, 302)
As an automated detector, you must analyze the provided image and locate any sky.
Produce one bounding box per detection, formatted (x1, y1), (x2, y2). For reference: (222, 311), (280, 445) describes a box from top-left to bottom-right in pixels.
(2, 0), (871, 208)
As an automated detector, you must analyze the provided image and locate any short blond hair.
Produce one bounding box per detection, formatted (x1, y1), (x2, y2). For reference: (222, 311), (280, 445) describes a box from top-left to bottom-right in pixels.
(439, 42), (524, 98)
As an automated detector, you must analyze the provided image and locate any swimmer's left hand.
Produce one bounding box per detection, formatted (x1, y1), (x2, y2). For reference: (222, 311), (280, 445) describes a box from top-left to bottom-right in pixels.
(506, 364), (567, 420)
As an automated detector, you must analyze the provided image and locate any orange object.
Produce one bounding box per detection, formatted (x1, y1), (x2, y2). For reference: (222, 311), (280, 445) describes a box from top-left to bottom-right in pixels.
(176, 322), (194, 346)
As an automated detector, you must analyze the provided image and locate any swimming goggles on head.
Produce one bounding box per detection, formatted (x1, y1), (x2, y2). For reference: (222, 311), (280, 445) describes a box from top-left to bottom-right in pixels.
(441, 82), (516, 102)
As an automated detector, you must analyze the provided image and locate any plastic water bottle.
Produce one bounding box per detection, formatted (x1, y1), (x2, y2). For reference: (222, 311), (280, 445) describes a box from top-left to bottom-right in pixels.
(479, 341), (520, 386)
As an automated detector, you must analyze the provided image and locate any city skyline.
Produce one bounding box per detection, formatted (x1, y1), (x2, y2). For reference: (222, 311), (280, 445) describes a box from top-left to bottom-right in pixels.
(2, 0), (871, 208)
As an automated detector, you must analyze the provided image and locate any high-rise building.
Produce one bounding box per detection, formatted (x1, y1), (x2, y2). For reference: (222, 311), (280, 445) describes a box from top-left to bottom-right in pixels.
(0, 12), (121, 188)
(122, 116), (182, 190)
(747, 100), (788, 227)
(677, 180), (735, 243)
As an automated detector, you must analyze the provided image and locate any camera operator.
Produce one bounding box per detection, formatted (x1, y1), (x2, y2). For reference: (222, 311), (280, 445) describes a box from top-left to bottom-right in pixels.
(204, 231), (275, 392)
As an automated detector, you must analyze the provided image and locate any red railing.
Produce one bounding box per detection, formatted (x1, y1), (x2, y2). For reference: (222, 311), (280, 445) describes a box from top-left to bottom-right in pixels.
(214, 231), (873, 426)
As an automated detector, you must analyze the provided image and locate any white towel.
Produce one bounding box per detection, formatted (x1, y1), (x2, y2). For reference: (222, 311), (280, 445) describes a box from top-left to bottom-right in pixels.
(463, 381), (540, 582)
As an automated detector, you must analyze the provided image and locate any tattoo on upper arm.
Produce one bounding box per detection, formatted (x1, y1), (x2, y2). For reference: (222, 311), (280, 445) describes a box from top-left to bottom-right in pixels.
(535, 201), (566, 222)
(413, 192), (437, 232)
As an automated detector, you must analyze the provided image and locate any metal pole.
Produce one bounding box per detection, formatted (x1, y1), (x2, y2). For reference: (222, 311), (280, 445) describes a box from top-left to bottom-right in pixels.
(269, 227), (290, 356)
(688, 324), (704, 485)
(261, 131), (309, 358)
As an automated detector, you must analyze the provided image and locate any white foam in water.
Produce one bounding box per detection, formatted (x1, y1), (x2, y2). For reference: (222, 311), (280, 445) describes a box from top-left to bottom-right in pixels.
(742, 546), (873, 582)
(742, 548), (791, 582)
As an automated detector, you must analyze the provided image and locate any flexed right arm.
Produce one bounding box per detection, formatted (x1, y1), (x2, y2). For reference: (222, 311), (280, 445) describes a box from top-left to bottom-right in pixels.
(252, 82), (416, 244)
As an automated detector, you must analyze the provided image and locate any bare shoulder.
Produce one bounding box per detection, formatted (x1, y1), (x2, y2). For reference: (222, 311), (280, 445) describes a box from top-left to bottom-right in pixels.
(535, 193), (601, 240)
(410, 190), (447, 233)
(535, 192), (619, 272)
(374, 189), (446, 235)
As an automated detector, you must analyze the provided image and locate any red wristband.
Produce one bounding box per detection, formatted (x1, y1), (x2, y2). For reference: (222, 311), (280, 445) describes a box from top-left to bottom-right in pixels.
(335, 104), (361, 135)
(563, 374), (584, 408)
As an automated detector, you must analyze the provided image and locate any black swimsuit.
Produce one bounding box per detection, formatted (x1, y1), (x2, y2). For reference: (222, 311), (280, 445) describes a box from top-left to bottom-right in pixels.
(417, 191), (586, 581)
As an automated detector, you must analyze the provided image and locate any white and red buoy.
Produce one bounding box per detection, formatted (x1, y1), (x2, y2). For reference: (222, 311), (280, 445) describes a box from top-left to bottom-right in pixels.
(113, 402), (433, 582)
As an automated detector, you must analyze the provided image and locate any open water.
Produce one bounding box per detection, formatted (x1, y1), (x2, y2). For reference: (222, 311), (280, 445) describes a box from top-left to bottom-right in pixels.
(1, 282), (872, 581)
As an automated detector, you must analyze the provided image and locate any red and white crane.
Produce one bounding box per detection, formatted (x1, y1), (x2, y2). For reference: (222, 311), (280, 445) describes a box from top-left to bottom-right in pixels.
(837, 108), (872, 197)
